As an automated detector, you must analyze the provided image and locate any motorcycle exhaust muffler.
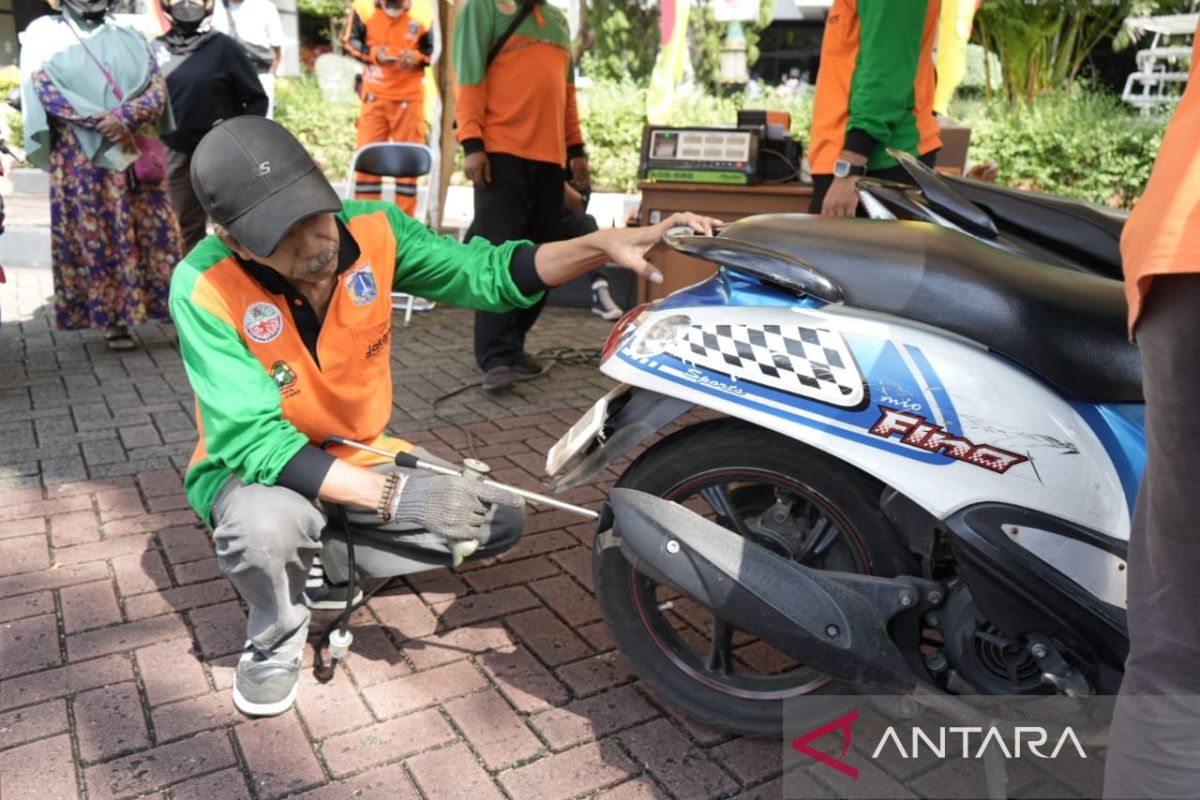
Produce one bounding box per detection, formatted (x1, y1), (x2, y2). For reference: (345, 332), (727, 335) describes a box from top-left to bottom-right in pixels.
(608, 488), (942, 692)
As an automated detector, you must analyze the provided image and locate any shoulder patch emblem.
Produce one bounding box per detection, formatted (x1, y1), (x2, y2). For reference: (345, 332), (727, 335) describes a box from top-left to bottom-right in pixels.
(346, 263), (379, 306)
(243, 302), (284, 344)
(496, 0), (517, 14)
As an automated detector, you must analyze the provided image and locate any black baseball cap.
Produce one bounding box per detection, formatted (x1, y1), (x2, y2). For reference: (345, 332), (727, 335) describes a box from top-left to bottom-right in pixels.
(191, 116), (343, 259)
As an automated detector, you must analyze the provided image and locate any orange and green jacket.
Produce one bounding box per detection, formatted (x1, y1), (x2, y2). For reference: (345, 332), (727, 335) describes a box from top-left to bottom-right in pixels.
(452, 0), (584, 166)
(809, 0), (942, 175)
(342, 0), (433, 102)
(1122, 18), (1200, 334)
(169, 200), (543, 525)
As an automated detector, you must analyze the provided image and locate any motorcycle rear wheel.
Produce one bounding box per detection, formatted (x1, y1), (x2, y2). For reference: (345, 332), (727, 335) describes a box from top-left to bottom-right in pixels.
(594, 418), (912, 737)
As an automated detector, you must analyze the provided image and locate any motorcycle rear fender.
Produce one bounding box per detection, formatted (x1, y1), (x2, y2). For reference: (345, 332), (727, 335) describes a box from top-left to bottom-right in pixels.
(547, 389), (694, 493)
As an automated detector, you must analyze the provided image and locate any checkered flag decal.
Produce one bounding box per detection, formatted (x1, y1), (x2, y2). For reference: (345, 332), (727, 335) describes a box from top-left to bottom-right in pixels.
(670, 323), (865, 408)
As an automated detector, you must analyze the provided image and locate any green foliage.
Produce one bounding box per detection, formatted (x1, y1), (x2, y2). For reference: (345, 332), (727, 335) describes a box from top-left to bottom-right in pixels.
(296, 0), (347, 18)
(972, 0), (1133, 103)
(0, 66), (22, 157)
(579, 78), (811, 192)
(582, 78), (1160, 207)
(688, 0), (774, 93)
(583, 0), (774, 91)
(955, 88), (1165, 208)
(297, 0), (349, 53)
(5, 110), (23, 158)
(274, 69), (1163, 209)
(274, 75), (360, 178)
(959, 44), (1002, 93)
(582, 0), (660, 83)
(577, 79), (648, 194)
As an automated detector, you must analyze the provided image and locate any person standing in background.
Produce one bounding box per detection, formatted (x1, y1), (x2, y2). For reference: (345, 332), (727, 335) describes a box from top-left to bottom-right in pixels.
(154, 0), (268, 253)
(212, 0), (284, 117)
(342, 0), (433, 217)
(453, 0), (589, 393)
(20, 0), (181, 350)
(1103, 18), (1200, 800)
(807, 0), (941, 216)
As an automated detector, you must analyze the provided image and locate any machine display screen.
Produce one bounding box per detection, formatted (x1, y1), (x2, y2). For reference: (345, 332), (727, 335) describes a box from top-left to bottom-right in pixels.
(649, 129), (753, 164)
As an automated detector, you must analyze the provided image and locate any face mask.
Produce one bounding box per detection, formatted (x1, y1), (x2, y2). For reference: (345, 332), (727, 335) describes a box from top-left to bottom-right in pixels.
(63, 0), (112, 23)
(168, 0), (209, 32)
(382, 5), (401, 16)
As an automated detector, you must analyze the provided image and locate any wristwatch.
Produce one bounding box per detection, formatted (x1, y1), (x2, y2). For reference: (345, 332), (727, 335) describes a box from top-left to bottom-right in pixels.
(833, 159), (868, 179)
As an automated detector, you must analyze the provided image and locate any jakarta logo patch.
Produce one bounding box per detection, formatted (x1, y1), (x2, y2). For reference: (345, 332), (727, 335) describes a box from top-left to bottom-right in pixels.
(270, 360), (296, 389)
(496, 0), (517, 13)
(243, 302), (284, 344)
(346, 263), (379, 306)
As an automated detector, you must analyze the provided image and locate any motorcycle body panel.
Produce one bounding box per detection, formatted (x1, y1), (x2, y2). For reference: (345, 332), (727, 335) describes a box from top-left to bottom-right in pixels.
(597, 270), (1132, 542)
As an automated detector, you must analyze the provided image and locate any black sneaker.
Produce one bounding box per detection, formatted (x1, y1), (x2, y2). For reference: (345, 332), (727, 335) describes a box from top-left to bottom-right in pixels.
(482, 364), (517, 393)
(303, 557), (363, 610)
(511, 352), (545, 378)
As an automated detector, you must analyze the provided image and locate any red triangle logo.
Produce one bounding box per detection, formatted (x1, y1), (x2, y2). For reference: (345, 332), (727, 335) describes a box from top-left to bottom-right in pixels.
(791, 709), (859, 779)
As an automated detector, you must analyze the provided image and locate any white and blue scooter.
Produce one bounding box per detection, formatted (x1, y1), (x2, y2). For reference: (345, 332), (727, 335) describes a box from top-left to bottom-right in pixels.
(546, 214), (1142, 736)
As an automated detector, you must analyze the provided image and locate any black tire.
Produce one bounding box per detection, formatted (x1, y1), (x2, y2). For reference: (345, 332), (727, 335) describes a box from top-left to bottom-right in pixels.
(593, 418), (914, 737)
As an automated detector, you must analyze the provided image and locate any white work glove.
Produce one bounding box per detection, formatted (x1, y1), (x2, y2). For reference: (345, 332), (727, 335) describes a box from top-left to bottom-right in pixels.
(393, 474), (524, 541)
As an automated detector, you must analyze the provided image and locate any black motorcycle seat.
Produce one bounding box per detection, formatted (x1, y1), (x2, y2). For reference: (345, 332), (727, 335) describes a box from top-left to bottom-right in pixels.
(943, 176), (1127, 281)
(718, 215), (1143, 403)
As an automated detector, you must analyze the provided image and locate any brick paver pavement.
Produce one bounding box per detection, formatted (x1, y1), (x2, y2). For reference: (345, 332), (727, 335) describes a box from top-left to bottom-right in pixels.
(0, 267), (1075, 799)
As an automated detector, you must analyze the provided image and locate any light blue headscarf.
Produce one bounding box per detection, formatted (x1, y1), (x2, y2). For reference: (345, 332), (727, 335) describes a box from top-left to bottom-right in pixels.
(19, 9), (174, 172)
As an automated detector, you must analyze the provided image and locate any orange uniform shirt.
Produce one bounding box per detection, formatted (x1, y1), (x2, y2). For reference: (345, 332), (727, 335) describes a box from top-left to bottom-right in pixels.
(343, 1), (431, 102)
(452, 0), (583, 166)
(1121, 21), (1200, 335)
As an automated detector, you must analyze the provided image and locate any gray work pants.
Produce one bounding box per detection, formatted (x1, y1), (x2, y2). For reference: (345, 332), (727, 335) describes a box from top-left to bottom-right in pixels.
(1104, 275), (1200, 799)
(210, 446), (524, 653)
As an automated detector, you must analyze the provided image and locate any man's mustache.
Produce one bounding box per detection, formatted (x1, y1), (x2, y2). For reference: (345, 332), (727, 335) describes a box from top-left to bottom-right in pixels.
(296, 244), (338, 277)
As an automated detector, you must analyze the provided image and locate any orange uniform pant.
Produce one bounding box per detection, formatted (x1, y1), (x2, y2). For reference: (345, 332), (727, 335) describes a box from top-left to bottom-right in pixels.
(354, 96), (427, 217)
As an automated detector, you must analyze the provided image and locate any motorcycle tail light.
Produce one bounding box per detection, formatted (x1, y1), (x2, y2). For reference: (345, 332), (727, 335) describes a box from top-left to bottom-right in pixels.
(632, 314), (693, 358)
(600, 303), (655, 363)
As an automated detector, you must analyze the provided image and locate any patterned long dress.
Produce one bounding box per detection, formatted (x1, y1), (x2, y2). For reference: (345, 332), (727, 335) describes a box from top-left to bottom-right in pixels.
(33, 61), (181, 331)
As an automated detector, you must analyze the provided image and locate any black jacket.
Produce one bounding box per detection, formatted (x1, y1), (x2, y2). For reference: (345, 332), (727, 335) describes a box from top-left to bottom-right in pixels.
(153, 31), (269, 154)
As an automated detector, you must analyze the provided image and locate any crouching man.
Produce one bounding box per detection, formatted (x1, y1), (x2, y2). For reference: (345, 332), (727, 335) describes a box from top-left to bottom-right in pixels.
(170, 116), (719, 716)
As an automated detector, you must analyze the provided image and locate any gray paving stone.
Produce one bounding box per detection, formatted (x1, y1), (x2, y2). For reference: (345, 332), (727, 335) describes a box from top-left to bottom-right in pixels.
(34, 415), (79, 443)
(119, 426), (162, 450)
(152, 410), (195, 435)
(82, 440), (129, 467)
(1, 422), (36, 450)
(39, 455), (89, 485)
(88, 458), (173, 479)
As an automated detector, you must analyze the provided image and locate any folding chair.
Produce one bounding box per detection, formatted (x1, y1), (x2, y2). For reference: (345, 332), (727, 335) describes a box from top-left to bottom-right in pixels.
(344, 142), (436, 327)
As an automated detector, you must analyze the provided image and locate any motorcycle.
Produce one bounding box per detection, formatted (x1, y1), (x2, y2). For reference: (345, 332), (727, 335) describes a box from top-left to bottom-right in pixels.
(858, 149), (1126, 281)
(544, 214), (1141, 736)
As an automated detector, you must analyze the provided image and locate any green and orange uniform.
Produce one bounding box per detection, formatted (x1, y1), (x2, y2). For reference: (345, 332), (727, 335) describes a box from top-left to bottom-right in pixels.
(808, 0), (941, 178)
(452, 0), (586, 375)
(169, 200), (542, 524)
(343, 0), (433, 216)
(452, 0), (584, 167)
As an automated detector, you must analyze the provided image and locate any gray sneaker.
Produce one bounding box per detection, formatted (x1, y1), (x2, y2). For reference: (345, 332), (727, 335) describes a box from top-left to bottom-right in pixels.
(232, 624), (307, 717)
